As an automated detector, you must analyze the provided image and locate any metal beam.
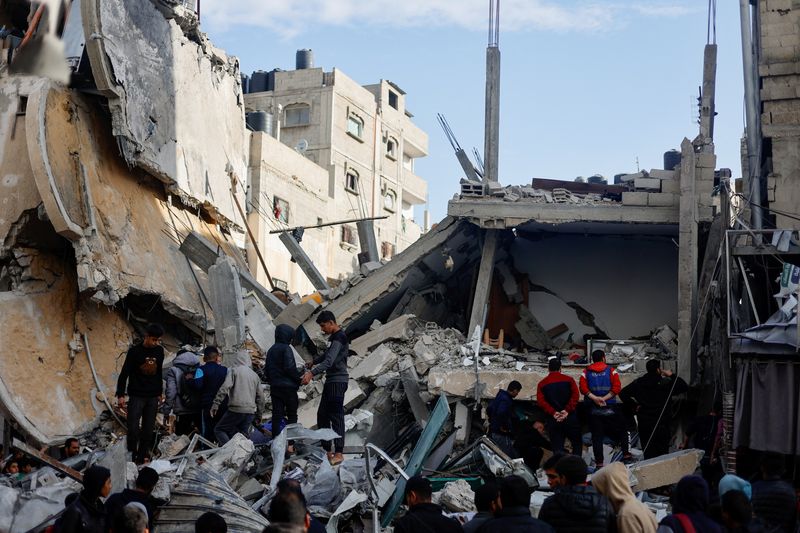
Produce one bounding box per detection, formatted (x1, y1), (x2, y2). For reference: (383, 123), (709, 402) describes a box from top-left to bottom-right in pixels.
(277, 232), (330, 292)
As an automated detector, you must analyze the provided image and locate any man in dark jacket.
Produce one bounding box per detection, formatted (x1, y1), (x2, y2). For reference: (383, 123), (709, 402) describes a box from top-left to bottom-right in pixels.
(105, 467), (160, 531)
(487, 381), (522, 458)
(57, 465), (112, 533)
(619, 359), (688, 459)
(751, 452), (797, 532)
(394, 476), (463, 533)
(116, 324), (165, 464)
(478, 475), (554, 533)
(265, 324), (302, 440)
(463, 482), (498, 533)
(301, 311), (350, 465)
(191, 346), (228, 442)
(537, 357), (581, 455)
(538, 455), (616, 533)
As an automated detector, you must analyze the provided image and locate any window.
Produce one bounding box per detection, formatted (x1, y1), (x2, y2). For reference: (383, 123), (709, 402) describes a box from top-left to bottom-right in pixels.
(341, 225), (357, 246)
(345, 169), (359, 194)
(317, 217), (324, 226)
(386, 137), (397, 160)
(273, 197), (289, 223)
(347, 114), (364, 139)
(388, 91), (398, 110)
(284, 104), (310, 127)
(382, 241), (396, 259)
(383, 190), (396, 212)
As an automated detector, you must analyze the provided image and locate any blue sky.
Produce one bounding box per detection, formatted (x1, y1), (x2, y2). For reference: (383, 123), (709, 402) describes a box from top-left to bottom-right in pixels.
(202, 1), (744, 223)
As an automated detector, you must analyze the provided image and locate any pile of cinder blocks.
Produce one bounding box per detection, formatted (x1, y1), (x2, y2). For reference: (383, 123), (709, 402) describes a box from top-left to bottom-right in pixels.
(619, 169), (681, 207)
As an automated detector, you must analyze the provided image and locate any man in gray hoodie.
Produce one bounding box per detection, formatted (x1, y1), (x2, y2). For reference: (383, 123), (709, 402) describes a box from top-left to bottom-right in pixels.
(211, 351), (264, 445)
(301, 310), (349, 464)
(161, 348), (202, 436)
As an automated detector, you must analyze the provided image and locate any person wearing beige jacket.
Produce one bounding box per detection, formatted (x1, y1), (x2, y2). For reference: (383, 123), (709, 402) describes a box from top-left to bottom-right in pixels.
(592, 462), (658, 533)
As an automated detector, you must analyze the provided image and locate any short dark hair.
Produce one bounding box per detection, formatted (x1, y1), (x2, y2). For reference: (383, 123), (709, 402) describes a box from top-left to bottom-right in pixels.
(135, 467), (159, 492)
(268, 491), (308, 525)
(203, 345), (220, 361)
(721, 490), (752, 525)
(405, 475), (432, 501)
(542, 453), (566, 471)
(591, 350), (605, 363)
(474, 481), (498, 512)
(145, 323), (164, 338)
(65, 437), (79, 447)
(276, 478), (307, 507)
(508, 380), (522, 393)
(195, 512), (227, 533)
(262, 526), (304, 533)
(316, 310), (336, 324)
(555, 455), (588, 485)
(646, 359), (661, 374)
(499, 475), (531, 508)
(548, 358), (561, 372)
(760, 452), (785, 477)
(111, 504), (148, 533)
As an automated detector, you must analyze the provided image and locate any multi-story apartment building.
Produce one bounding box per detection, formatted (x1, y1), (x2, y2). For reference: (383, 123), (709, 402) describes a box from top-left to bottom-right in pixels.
(243, 52), (429, 295)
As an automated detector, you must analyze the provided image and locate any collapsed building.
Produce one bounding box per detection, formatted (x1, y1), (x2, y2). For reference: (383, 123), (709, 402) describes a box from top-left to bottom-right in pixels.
(1, 0), (797, 531)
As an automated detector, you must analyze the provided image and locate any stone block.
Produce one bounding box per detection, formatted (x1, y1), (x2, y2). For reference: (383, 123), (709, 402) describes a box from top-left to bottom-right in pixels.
(619, 172), (644, 182)
(648, 169), (676, 180)
(298, 380), (365, 428)
(413, 338), (438, 375)
(351, 344), (398, 381)
(350, 315), (415, 357)
(629, 449), (704, 492)
(622, 191), (649, 206)
(274, 300), (319, 330)
(661, 179), (680, 194)
(647, 193), (679, 207)
(634, 178), (661, 191)
(359, 261), (383, 277)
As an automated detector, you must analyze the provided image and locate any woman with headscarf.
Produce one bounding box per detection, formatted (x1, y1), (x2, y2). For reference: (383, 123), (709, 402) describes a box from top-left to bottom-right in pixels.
(57, 465), (112, 533)
(657, 475), (722, 533)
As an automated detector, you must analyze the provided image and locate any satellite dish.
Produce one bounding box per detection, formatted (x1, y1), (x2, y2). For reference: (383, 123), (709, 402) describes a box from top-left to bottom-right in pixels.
(295, 139), (309, 152)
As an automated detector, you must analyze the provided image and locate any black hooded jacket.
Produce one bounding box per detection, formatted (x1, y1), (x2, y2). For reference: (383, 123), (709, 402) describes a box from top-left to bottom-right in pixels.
(538, 485), (617, 533)
(265, 325), (303, 390)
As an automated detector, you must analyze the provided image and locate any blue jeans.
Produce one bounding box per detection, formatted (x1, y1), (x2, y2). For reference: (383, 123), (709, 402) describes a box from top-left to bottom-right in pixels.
(214, 411), (254, 445)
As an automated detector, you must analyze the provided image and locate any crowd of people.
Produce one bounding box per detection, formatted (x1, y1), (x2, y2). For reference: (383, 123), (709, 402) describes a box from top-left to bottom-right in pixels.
(1, 316), (797, 532)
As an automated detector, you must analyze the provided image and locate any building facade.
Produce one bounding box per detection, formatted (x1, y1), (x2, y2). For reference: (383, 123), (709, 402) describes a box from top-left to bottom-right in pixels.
(243, 59), (429, 295)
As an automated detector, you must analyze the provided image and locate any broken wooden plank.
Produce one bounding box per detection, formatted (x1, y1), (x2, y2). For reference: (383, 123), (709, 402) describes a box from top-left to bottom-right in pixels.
(13, 438), (83, 482)
(546, 323), (569, 338)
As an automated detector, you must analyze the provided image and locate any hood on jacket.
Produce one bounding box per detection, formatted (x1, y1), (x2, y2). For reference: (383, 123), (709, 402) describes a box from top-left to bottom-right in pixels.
(587, 361), (610, 373)
(719, 474), (752, 500)
(591, 462), (634, 510)
(173, 350), (200, 367)
(275, 324), (295, 344)
(672, 475), (709, 514)
(228, 350), (253, 368)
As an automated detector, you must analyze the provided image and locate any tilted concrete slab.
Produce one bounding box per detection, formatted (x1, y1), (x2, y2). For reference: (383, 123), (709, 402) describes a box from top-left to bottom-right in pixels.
(629, 449), (704, 492)
(350, 315), (416, 357)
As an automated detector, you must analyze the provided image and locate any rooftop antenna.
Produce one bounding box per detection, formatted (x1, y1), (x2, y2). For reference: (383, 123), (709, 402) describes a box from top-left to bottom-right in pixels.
(483, 0), (501, 184)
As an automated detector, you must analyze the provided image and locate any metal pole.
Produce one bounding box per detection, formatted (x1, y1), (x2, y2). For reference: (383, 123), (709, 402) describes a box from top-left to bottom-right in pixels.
(269, 215), (388, 234)
(739, 0), (763, 230)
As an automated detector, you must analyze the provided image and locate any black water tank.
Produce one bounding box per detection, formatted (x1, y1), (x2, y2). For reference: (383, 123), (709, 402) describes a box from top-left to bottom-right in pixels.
(241, 74), (250, 94)
(246, 111), (268, 133)
(250, 70), (269, 93)
(296, 49), (314, 70)
(664, 149), (681, 170)
(587, 174), (607, 185)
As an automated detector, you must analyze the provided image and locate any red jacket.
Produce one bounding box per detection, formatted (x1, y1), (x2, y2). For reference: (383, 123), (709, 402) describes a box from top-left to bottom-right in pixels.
(579, 361), (621, 398)
(537, 371), (579, 416)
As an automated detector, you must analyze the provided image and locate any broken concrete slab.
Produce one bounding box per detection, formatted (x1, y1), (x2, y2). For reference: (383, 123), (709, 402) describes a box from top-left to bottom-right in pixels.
(437, 479), (476, 512)
(298, 380), (365, 429)
(208, 256), (246, 350)
(413, 338), (439, 375)
(634, 178), (662, 191)
(400, 363), (430, 427)
(350, 315), (416, 357)
(274, 299), (320, 330)
(351, 344), (398, 381)
(277, 231), (331, 292)
(629, 449), (704, 492)
(206, 433), (255, 485)
(649, 169), (676, 180)
(244, 294), (276, 353)
(515, 305), (552, 350)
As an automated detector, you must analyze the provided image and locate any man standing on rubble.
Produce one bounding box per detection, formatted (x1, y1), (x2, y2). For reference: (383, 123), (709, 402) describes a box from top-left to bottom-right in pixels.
(116, 324), (165, 464)
(192, 346), (227, 442)
(265, 324), (303, 441)
(487, 381), (522, 458)
(537, 357), (581, 455)
(579, 350), (632, 467)
(620, 359), (688, 459)
(211, 351), (264, 445)
(301, 311), (349, 465)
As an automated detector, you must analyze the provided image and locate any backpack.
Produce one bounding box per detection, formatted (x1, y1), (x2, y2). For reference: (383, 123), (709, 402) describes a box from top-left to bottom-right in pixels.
(175, 363), (201, 410)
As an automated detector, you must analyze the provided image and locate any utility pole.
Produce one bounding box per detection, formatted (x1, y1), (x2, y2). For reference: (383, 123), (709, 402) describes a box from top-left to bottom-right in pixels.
(483, 0), (500, 184)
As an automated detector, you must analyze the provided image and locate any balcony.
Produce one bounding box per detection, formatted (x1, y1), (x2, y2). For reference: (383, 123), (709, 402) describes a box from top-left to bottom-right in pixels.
(401, 171), (427, 205)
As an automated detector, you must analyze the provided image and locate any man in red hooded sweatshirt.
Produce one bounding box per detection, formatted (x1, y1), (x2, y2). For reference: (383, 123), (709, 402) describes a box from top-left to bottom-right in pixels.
(579, 349), (632, 468)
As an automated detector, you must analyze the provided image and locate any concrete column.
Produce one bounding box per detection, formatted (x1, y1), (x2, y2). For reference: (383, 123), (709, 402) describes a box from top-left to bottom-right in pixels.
(278, 231), (330, 292)
(357, 219), (380, 263)
(467, 229), (499, 336)
(677, 138), (698, 382)
(699, 44), (717, 144)
(483, 46), (500, 183)
(208, 256), (246, 351)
